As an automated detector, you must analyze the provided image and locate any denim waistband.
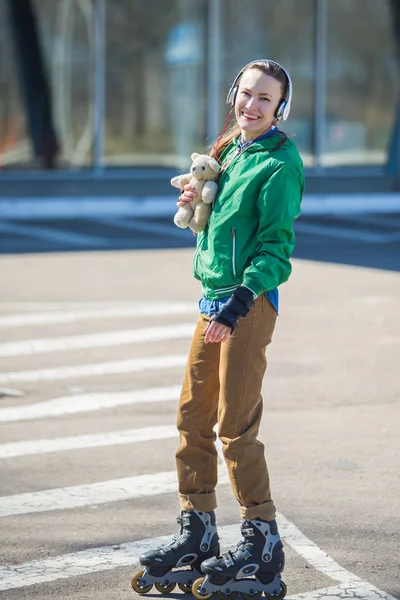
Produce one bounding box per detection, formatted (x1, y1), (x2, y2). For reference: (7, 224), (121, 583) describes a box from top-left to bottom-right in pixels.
(199, 289), (279, 317)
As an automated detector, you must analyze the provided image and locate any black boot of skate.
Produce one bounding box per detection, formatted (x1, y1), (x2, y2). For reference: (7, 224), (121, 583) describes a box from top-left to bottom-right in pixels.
(193, 519), (286, 600)
(131, 509), (219, 594)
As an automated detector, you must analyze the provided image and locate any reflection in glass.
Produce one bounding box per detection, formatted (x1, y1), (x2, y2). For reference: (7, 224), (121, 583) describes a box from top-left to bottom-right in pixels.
(220, 0), (315, 167)
(104, 0), (207, 168)
(0, 0), (94, 170)
(324, 0), (397, 167)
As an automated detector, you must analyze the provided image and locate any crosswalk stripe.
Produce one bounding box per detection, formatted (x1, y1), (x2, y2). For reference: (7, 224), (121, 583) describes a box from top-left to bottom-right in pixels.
(1, 515), (396, 600)
(0, 303), (196, 328)
(0, 525), (239, 590)
(0, 470), (231, 518)
(0, 354), (187, 384)
(0, 385), (182, 423)
(0, 425), (178, 458)
(294, 221), (400, 243)
(0, 323), (194, 357)
(0, 220), (111, 247)
(95, 216), (185, 239)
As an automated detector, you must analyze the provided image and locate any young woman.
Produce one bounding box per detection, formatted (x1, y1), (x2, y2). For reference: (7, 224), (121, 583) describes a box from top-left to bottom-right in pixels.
(132, 59), (304, 600)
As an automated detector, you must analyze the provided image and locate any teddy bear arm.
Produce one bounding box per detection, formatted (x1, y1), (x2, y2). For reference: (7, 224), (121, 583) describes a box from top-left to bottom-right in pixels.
(202, 180), (219, 204)
(170, 173), (192, 189)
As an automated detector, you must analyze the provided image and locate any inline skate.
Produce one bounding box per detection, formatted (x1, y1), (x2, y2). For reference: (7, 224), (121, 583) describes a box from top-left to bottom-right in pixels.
(131, 509), (219, 594)
(192, 518), (286, 600)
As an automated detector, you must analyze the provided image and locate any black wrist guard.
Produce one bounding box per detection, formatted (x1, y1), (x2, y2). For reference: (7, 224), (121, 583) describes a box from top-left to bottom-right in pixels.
(212, 286), (255, 332)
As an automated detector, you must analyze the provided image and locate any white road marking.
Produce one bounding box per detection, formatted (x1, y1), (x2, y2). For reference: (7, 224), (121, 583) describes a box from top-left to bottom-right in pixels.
(2, 193), (400, 221)
(294, 221), (400, 243)
(0, 518), (396, 599)
(0, 303), (196, 328)
(0, 220), (110, 247)
(0, 385), (182, 423)
(95, 217), (186, 239)
(0, 323), (194, 357)
(0, 301), (168, 310)
(286, 581), (395, 600)
(0, 425), (178, 458)
(300, 193), (400, 215)
(0, 195), (178, 220)
(0, 354), (187, 384)
(278, 513), (357, 584)
(0, 469), (231, 518)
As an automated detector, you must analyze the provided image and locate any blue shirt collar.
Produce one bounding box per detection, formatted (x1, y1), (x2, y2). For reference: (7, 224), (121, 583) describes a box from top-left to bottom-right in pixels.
(237, 126), (278, 152)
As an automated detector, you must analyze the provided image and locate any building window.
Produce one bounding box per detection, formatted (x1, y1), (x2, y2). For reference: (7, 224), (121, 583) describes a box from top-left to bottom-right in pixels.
(104, 0), (207, 169)
(219, 0), (315, 167)
(323, 0), (397, 167)
(0, 0), (94, 170)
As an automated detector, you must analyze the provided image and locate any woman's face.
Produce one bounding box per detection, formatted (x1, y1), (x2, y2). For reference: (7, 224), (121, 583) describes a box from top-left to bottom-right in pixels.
(234, 69), (283, 141)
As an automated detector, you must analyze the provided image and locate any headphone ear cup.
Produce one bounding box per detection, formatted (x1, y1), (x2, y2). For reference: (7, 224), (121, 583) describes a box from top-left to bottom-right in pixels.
(230, 86), (238, 106)
(275, 99), (286, 120)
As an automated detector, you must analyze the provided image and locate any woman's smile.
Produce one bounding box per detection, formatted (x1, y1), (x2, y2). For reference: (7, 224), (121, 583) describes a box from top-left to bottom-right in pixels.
(235, 69), (283, 141)
(241, 111), (260, 121)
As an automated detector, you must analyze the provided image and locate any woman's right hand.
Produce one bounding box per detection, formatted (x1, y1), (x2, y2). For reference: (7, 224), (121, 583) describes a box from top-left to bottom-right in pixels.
(177, 184), (197, 207)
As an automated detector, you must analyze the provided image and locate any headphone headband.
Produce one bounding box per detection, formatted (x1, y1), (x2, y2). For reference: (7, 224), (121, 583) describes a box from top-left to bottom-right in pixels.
(226, 59), (292, 121)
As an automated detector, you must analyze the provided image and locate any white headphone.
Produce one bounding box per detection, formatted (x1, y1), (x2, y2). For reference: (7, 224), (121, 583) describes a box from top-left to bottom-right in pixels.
(226, 59), (292, 121)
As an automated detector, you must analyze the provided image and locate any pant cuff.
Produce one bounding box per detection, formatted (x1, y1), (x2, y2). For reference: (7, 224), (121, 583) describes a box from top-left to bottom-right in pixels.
(179, 492), (217, 512)
(240, 500), (276, 521)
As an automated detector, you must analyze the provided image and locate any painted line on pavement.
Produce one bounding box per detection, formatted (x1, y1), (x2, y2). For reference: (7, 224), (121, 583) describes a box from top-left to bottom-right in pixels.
(0, 323), (194, 357)
(0, 385), (181, 423)
(294, 221), (400, 243)
(0, 303), (196, 328)
(0, 518), (396, 600)
(2, 193), (400, 220)
(0, 220), (111, 247)
(0, 354), (187, 385)
(95, 217), (186, 239)
(0, 468), (230, 518)
(0, 301), (170, 309)
(0, 425), (178, 458)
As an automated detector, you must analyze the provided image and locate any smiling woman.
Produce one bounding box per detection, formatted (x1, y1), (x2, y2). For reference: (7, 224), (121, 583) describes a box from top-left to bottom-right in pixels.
(235, 70), (283, 141)
(132, 58), (304, 599)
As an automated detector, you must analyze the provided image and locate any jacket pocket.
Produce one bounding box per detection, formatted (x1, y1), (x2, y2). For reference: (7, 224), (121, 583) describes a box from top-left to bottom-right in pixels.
(231, 227), (237, 278)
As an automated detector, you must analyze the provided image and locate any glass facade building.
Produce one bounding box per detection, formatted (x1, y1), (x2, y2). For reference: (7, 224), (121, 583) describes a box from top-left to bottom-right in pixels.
(0, 0), (399, 186)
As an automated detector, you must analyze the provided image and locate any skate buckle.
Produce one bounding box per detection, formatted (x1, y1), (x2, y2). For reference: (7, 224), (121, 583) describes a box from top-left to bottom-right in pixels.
(223, 551), (234, 568)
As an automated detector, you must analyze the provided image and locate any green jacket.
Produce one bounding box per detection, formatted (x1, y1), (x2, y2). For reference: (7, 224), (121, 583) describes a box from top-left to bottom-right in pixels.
(193, 133), (304, 300)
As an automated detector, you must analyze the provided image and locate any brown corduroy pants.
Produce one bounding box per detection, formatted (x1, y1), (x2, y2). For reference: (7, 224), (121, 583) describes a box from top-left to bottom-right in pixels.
(176, 294), (278, 521)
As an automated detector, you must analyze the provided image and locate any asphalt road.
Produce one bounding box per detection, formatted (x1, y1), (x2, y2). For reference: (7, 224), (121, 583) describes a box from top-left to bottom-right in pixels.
(0, 212), (399, 600)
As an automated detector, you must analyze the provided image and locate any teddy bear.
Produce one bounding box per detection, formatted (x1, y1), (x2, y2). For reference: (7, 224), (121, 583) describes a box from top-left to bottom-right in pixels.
(171, 153), (220, 233)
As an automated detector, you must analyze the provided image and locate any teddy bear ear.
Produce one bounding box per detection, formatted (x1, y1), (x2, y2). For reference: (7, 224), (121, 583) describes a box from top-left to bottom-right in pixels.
(207, 157), (221, 172)
(191, 152), (200, 161)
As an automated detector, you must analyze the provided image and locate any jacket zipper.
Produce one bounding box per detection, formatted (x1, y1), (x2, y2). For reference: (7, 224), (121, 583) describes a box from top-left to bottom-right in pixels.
(194, 236), (203, 276)
(231, 227), (237, 277)
(194, 246), (200, 276)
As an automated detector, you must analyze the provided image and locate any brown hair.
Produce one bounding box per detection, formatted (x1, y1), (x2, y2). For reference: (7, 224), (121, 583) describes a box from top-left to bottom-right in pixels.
(208, 61), (289, 162)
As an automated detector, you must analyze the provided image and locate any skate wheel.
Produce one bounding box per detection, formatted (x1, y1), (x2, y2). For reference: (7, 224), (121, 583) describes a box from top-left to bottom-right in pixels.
(192, 577), (213, 600)
(217, 591), (238, 600)
(178, 582), (193, 593)
(265, 581), (287, 600)
(242, 592), (262, 600)
(131, 570), (153, 594)
(155, 581), (176, 594)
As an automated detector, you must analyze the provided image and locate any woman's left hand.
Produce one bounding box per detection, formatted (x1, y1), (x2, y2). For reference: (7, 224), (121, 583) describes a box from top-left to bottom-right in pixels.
(204, 319), (231, 344)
